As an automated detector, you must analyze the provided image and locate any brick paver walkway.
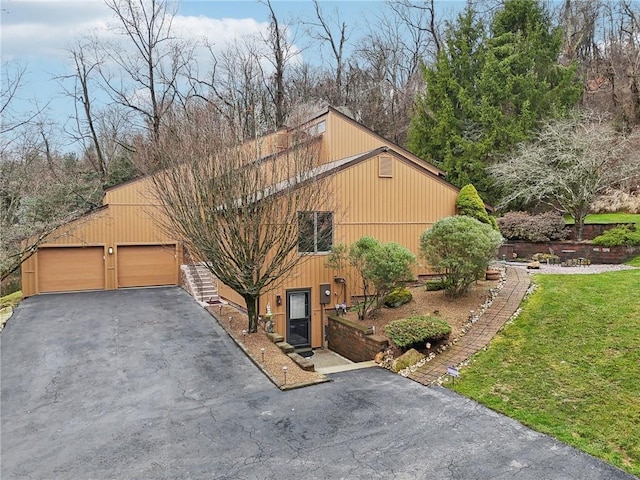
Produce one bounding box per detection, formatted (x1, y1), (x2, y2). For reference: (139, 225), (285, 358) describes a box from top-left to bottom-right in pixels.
(408, 266), (531, 386)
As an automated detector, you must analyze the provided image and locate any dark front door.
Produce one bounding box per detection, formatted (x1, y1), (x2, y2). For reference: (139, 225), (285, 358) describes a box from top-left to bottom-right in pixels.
(287, 289), (311, 347)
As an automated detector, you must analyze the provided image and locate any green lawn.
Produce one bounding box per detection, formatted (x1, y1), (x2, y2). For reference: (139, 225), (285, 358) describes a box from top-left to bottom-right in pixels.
(449, 270), (640, 476)
(565, 213), (640, 224)
(0, 290), (22, 308)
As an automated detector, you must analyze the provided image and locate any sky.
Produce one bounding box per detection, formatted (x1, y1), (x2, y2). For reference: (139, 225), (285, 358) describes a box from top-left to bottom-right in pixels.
(0, 0), (464, 149)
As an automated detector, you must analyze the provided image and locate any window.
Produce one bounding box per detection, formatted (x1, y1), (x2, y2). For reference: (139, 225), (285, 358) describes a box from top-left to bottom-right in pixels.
(305, 120), (326, 137)
(298, 212), (333, 253)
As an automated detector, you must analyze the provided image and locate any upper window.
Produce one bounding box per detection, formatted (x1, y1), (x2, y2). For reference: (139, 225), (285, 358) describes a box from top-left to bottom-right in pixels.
(306, 120), (326, 137)
(298, 211), (333, 253)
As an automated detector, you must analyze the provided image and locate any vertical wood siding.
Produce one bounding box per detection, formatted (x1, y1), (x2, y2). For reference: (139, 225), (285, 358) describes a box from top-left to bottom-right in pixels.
(219, 151), (458, 349)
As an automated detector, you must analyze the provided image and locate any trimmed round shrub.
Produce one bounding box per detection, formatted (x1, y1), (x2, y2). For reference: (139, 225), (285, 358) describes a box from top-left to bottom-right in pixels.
(385, 315), (451, 350)
(420, 216), (504, 296)
(384, 287), (413, 308)
(592, 224), (640, 247)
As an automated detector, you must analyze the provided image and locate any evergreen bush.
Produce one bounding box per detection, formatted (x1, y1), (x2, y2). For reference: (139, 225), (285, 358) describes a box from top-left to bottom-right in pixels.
(592, 224), (640, 247)
(385, 315), (451, 350)
(420, 216), (503, 296)
(384, 287), (413, 308)
(456, 184), (498, 230)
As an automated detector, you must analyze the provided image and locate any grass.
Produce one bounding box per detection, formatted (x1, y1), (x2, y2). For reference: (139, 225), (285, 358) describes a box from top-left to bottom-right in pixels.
(449, 270), (640, 476)
(564, 213), (640, 224)
(626, 255), (640, 267)
(1, 290), (22, 309)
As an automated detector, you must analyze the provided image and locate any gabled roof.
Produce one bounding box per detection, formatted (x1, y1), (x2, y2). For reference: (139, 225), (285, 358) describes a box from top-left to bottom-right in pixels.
(300, 105), (447, 177)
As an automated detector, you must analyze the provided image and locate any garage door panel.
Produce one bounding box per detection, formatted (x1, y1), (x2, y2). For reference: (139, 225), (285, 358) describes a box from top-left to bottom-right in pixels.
(38, 247), (105, 293)
(118, 245), (176, 288)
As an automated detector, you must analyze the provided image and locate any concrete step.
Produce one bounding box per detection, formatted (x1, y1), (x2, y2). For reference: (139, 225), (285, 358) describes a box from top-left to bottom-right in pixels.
(294, 347), (314, 358)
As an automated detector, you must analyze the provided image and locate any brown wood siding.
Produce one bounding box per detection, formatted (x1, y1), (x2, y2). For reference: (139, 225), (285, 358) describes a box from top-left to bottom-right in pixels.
(104, 177), (160, 207)
(22, 193), (180, 295)
(326, 110), (442, 175)
(218, 153), (457, 348)
(117, 245), (178, 288)
(38, 246), (105, 293)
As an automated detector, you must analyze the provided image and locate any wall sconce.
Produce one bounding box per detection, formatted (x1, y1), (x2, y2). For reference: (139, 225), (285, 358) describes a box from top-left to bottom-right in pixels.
(334, 276), (346, 284)
(108, 247), (114, 255)
(276, 294), (282, 306)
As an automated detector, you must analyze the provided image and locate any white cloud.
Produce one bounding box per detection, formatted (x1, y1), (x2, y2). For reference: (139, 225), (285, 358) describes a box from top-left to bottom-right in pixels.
(173, 15), (269, 49)
(1, 1), (269, 61)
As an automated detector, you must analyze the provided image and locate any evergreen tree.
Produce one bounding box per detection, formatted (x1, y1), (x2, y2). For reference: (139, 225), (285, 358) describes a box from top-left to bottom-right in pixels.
(408, 0), (582, 204)
(456, 184), (498, 230)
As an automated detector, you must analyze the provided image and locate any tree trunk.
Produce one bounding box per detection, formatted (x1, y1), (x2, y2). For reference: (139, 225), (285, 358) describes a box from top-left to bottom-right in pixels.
(575, 216), (585, 241)
(243, 293), (259, 333)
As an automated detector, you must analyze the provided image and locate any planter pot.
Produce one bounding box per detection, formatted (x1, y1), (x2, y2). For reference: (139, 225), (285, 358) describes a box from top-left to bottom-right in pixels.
(486, 269), (501, 281)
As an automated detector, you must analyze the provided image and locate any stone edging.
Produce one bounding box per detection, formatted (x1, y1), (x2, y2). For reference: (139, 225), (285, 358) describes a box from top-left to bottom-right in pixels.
(206, 308), (330, 391)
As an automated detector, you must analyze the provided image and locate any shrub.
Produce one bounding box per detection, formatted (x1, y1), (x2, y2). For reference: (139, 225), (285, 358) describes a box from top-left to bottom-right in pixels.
(1, 275), (21, 296)
(592, 224), (640, 247)
(385, 315), (451, 350)
(456, 184), (499, 230)
(424, 279), (445, 291)
(420, 216), (503, 296)
(591, 189), (640, 214)
(326, 237), (415, 320)
(384, 287), (413, 308)
(497, 211), (569, 242)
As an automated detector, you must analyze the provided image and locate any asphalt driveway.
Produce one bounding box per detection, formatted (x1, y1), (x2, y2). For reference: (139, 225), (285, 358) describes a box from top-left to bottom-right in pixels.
(1, 287), (635, 479)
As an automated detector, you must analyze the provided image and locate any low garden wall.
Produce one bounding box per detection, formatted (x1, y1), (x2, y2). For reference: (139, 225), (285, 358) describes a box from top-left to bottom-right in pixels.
(499, 241), (640, 264)
(567, 223), (636, 241)
(327, 314), (388, 363)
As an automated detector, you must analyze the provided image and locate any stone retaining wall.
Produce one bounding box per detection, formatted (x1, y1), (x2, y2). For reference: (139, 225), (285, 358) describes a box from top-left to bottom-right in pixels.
(567, 223), (636, 241)
(499, 242), (640, 264)
(327, 314), (388, 363)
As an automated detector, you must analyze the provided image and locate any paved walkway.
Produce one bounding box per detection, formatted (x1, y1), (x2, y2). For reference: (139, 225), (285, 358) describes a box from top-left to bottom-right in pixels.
(409, 266), (531, 386)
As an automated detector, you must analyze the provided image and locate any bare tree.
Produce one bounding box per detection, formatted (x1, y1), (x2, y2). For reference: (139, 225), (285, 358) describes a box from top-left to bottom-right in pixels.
(189, 36), (274, 141)
(1, 62), (100, 281)
(1, 123), (102, 281)
(146, 105), (332, 332)
(99, 0), (194, 144)
(349, 4), (436, 143)
(260, 0), (302, 128)
(387, 0), (442, 60)
(1, 61), (46, 155)
(580, 0), (640, 127)
(58, 39), (137, 186)
(306, 0), (351, 105)
(489, 110), (640, 240)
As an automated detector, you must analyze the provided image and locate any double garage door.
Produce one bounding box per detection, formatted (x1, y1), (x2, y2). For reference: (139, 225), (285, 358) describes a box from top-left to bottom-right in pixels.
(37, 245), (177, 294)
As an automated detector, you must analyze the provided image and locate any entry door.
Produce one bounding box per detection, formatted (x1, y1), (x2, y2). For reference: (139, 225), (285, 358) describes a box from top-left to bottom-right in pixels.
(287, 289), (311, 347)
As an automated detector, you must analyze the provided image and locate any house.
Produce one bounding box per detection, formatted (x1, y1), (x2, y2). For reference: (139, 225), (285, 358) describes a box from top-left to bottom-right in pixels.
(21, 106), (460, 350)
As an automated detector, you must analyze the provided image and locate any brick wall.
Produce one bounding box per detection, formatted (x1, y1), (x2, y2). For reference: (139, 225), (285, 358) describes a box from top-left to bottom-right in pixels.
(499, 242), (640, 264)
(327, 314), (388, 363)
